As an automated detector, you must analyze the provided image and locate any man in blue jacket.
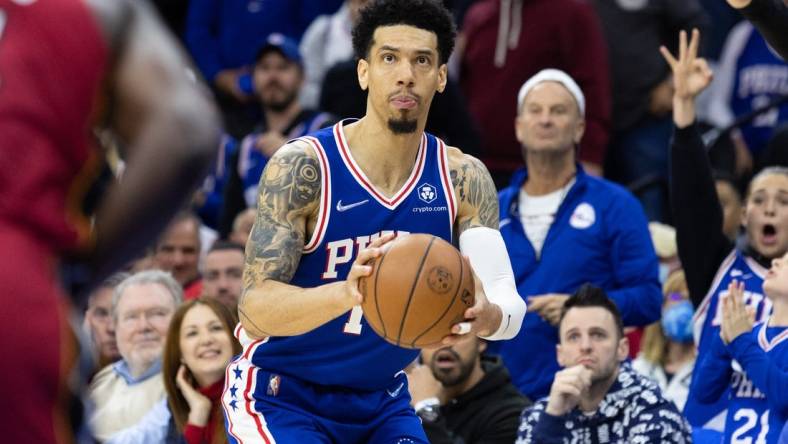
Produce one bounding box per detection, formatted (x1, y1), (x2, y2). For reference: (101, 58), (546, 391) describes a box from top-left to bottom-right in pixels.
(496, 68), (662, 400)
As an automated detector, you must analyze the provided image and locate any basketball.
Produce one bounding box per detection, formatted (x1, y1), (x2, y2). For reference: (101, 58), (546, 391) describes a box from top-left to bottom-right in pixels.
(359, 234), (476, 349)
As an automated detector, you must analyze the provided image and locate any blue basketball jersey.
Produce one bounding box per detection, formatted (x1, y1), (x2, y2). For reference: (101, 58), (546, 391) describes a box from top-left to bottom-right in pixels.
(686, 249), (772, 427)
(237, 120), (457, 391)
(723, 323), (788, 444)
(730, 26), (788, 155)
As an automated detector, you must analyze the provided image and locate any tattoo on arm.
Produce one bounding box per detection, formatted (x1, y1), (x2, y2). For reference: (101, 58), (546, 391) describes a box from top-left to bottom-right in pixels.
(242, 144), (321, 297)
(451, 155), (499, 233)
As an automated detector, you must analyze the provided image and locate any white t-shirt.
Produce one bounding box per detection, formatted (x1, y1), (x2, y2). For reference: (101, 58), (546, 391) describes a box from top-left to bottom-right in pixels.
(518, 179), (575, 258)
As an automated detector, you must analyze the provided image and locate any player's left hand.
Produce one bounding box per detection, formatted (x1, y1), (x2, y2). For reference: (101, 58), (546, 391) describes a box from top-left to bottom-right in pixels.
(441, 265), (501, 345)
(720, 280), (755, 344)
(529, 293), (570, 326)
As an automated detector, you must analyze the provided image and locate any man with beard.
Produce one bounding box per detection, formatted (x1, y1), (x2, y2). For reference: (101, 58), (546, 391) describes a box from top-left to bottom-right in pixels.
(407, 335), (529, 444)
(219, 34), (335, 232)
(224, 1), (525, 442)
(517, 285), (691, 443)
(201, 241), (244, 310)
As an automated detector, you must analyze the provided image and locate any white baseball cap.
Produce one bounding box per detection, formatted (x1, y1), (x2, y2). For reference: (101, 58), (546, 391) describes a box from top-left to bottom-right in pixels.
(517, 68), (586, 116)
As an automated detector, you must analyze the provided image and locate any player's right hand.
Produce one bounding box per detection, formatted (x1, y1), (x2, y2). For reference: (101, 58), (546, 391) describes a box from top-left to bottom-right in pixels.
(343, 232), (397, 305)
(545, 365), (592, 417)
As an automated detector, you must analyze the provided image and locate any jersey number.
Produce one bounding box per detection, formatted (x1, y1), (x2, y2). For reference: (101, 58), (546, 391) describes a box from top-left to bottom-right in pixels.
(731, 409), (769, 444)
(343, 305), (363, 335)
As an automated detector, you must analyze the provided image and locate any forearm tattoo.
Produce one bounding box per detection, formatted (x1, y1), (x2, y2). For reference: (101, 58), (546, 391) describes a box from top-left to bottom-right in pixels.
(451, 155), (499, 233)
(242, 144), (321, 295)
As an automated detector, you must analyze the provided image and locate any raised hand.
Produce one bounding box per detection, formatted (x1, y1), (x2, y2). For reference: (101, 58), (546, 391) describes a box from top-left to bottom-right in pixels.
(660, 29), (713, 102)
(720, 280), (755, 344)
(660, 29), (713, 128)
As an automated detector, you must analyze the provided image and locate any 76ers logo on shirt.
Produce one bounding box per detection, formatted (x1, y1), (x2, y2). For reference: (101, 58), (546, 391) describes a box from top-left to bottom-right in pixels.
(418, 183), (437, 204)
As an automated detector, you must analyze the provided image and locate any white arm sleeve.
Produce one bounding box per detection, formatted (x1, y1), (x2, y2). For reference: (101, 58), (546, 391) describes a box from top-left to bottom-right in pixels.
(459, 226), (526, 340)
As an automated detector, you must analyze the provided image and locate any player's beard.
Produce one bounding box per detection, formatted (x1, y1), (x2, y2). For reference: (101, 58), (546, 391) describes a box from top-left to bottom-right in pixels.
(387, 116), (418, 134)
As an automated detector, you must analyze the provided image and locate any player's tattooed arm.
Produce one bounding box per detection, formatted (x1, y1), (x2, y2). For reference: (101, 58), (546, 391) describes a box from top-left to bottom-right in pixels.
(243, 141), (320, 290)
(448, 148), (499, 234)
(239, 141), (320, 335)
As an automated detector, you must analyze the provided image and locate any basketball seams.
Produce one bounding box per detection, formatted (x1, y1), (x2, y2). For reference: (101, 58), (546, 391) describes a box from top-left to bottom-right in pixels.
(408, 245), (466, 348)
(372, 245), (391, 339)
(395, 236), (436, 346)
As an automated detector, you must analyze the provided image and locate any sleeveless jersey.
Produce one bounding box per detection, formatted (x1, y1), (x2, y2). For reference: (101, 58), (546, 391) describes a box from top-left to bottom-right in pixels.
(685, 249), (771, 427)
(237, 120), (457, 391)
(723, 323), (788, 444)
(0, 0), (108, 251)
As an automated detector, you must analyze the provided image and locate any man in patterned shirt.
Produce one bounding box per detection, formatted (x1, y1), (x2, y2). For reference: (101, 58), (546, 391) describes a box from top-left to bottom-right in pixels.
(517, 285), (691, 443)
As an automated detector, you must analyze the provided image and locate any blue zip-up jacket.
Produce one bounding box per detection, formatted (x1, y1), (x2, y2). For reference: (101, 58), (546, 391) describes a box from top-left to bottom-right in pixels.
(185, 0), (299, 82)
(494, 165), (661, 399)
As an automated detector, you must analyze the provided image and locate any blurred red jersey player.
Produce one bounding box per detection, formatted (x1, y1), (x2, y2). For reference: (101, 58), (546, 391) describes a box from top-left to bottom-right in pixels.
(0, 0), (220, 442)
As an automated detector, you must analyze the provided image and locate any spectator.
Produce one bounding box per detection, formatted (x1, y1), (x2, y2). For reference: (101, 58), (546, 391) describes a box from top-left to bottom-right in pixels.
(228, 208), (256, 247)
(193, 135), (239, 231)
(299, 0), (370, 108)
(184, 0), (300, 136)
(633, 270), (697, 411)
(665, 29), (786, 429)
(154, 212), (203, 299)
(89, 271), (182, 442)
(220, 34), (335, 233)
(406, 334), (529, 444)
(649, 221), (681, 283)
(184, 0), (299, 101)
(496, 68), (661, 401)
(727, 0), (788, 61)
(714, 171), (744, 242)
(517, 285), (692, 444)
(164, 299), (241, 444)
(705, 21), (788, 171)
(201, 242), (245, 310)
(459, 0), (611, 185)
(691, 273), (787, 444)
(108, 298), (241, 444)
(595, 0), (708, 222)
(84, 272), (130, 373)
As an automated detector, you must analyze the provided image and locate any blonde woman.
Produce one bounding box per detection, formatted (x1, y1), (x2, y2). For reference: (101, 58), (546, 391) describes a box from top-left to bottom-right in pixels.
(633, 270), (697, 410)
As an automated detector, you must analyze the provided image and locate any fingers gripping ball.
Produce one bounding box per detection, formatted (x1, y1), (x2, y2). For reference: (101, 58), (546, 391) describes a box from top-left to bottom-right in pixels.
(359, 234), (475, 349)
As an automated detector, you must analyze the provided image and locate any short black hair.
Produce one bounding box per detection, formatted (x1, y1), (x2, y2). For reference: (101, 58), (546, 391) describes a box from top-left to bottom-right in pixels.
(558, 284), (624, 339)
(352, 0), (457, 65)
(208, 240), (245, 255)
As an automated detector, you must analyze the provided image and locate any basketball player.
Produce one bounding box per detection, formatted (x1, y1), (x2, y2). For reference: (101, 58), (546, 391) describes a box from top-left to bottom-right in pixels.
(0, 0), (220, 442)
(224, 0), (526, 442)
(665, 28), (788, 431)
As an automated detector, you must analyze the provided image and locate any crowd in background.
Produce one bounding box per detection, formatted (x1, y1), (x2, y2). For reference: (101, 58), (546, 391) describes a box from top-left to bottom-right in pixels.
(73, 0), (788, 443)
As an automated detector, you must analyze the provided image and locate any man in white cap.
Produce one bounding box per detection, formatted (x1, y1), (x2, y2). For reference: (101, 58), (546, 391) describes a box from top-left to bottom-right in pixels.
(494, 69), (662, 401)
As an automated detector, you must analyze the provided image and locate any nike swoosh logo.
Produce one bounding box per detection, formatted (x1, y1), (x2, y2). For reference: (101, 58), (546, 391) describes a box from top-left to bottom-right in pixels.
(386, 382), (404, 398)
(336, 199), (369, 212)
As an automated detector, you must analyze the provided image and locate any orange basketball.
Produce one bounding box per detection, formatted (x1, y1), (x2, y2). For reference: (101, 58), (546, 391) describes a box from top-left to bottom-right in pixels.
(359, 233), (475, 349)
